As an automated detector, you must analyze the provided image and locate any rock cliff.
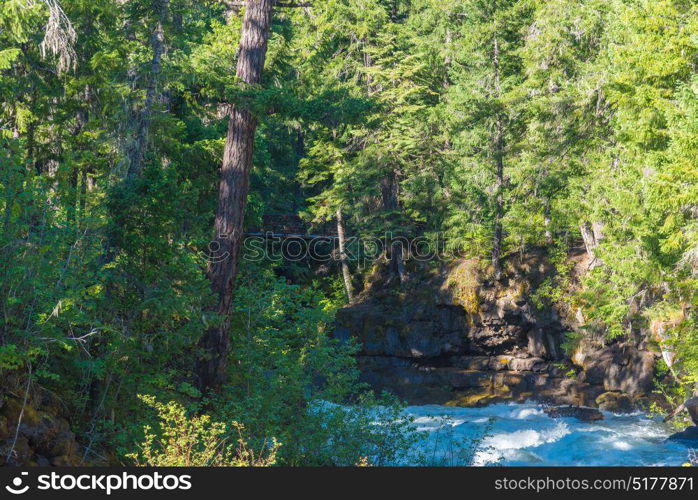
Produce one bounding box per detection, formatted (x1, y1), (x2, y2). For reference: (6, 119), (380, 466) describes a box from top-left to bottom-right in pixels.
(334, 248), (659, 409)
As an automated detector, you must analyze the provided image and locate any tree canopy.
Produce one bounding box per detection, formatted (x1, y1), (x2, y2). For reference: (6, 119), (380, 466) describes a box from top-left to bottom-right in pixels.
(1, 0), (697, 465)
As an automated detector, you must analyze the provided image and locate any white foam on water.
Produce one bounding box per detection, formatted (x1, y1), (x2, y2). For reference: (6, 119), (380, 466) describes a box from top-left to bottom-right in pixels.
(400, 402), (691, 466)
(472, 422), (570, 465)
(509, 407), (546, 419)
(612, 441), (632, 451)
(484, 422), (570, 450)
(413, 416), (467, 427)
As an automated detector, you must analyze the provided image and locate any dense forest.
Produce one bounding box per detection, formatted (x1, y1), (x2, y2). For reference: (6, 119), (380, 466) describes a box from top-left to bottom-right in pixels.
(0, 0), (697, 466)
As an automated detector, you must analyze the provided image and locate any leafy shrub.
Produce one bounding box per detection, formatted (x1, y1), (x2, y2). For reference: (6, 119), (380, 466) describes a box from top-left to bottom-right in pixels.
(127, 395), (278, 467)
(209, 263), (422, 466)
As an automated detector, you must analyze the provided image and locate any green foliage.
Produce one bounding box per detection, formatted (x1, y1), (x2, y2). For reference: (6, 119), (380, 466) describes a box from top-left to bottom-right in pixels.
(530, 244), (574, 310)
(209, 264), (421, 466)
(0, 344), (23, 370)
(127, 395), (278, 467)
(1, 0), (698, 466)
(559, 331), (585, 358)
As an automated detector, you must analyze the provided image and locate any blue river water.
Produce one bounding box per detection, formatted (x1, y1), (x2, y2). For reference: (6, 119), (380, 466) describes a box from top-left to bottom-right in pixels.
(401, 402), (692, 466)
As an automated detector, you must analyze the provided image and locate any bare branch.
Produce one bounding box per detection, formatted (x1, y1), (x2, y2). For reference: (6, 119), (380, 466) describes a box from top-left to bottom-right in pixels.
(23, 0), (77, 73)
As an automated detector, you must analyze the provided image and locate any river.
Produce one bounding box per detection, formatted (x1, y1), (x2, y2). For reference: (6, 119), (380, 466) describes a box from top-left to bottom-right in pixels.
(401, 402), (692, 466)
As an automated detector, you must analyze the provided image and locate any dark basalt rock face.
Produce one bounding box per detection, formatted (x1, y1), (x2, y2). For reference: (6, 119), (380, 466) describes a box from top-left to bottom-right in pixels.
(666, 426), (698, 445)
(334, 249), (658, 409)
(572, 341), (656, 397)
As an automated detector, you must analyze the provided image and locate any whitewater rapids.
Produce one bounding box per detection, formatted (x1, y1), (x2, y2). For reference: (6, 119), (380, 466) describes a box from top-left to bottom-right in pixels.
(402, 402), (691, 466)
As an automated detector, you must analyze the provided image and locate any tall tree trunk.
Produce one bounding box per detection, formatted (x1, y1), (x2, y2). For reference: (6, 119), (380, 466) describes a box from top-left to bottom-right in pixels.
(196, 0), (274, 391)
(361, 36), (378, 96)
(443, 28), (452, 88)
(592, 221), (604, 245)
(126, 0), (169, 180)
(380, 173), (407, 284)
(78, 168), (87, 226)
(336, 207), (354, 301)
(492, 35), (504, 280)
(580, 220), (604, 268)
(67, 90), (89, 228)
(543, 199), (553, 245)
(393, 242), (407, 284)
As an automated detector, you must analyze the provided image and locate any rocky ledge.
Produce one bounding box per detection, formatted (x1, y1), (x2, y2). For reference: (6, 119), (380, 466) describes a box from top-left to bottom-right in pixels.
(356, 354), (636, 410)
(356, 353), (595, 406)
(0, 377), (84, 466)
(544, 405), (604, 422)
(335, 250), (658, 410)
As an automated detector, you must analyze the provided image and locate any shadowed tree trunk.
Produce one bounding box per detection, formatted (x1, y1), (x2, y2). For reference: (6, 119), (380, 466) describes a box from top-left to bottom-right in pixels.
(67, 88), (89, 228)
(543, 199), (553, 245)
(126, 0), (169, 180)
(380, 173), (407, 284)
(336, 207), (354, 301)
(491, 35), (504, 280)
(102, 0), (169, 265)
(196, 0), (274, 391)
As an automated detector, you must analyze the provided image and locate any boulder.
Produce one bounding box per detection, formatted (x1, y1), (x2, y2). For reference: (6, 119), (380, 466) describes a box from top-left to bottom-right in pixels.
(667, 426), (698, 446)
(0, 390), (84, 466)
(336, 301), (469, 359)
(596, 392), (634, 413)
(545, 332), (560, 360)
(509, 357), (545, 372)
(544, 406), (604, 422)
(0, 436), (32, 466)
(446, 390), (500, 408)
(20, 411), (67, 452)
(488, 355), (513, 371)
(494, 372), (537, 393)
(468, 323), (525, 355)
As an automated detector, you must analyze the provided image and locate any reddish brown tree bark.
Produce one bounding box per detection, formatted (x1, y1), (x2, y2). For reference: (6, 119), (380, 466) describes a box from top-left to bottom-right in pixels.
(196, 0), (274, 391)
